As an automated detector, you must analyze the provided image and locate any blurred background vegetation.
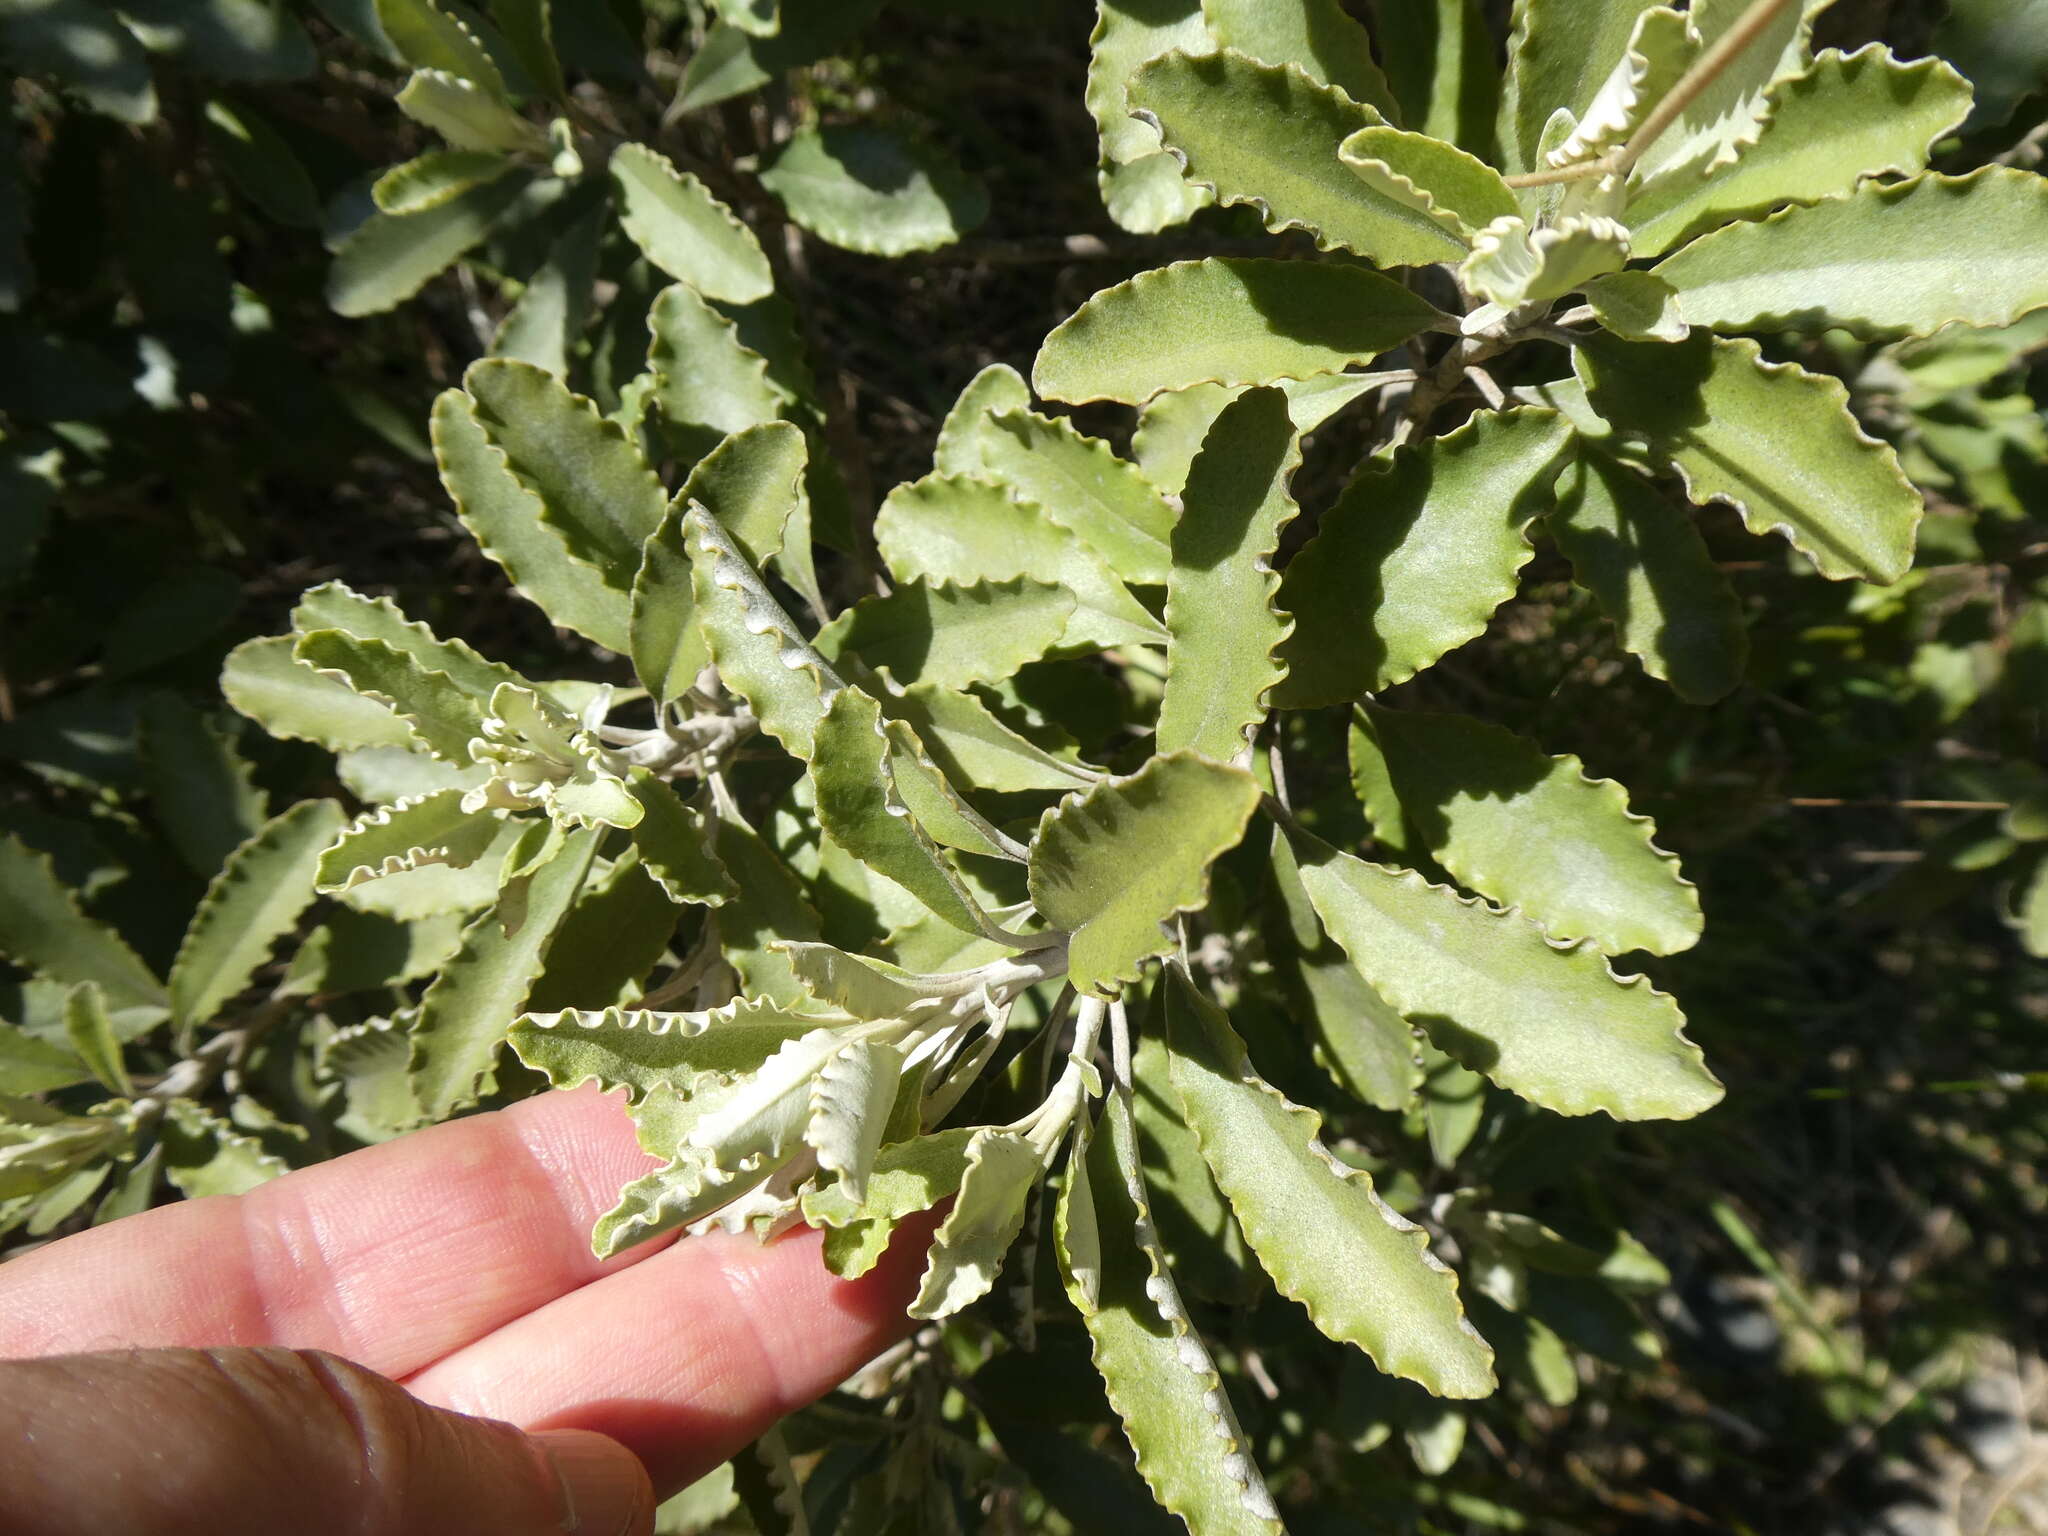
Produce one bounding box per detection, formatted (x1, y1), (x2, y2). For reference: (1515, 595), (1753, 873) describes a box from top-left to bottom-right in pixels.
(2, 0), (2046, 1530)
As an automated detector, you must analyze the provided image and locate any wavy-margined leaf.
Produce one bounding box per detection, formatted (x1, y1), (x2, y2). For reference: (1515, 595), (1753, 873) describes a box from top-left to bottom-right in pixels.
(1087, 0), (1214, 233)
(432, 390), (629, 651)
(1165, 968), (1493, 1393)
(293, 631), (488, 762)
(1337, 124), (1518, 239)
(1462, 214), (1630, 309)
(1496, 0), (1663, 175)
(1577, 334), (1921, 583)
(1540, 4), (1693, 171)
(1547, 444), (1746, 702)
(372, 149), (511, 215)
(881, 682), (1097, 794)
(510, 1000), (829, 1105)
(327, 168), (530, 317)
(1289, 829), (1723, 1120)
(874, 473), (1163, 652)
(1275, 407), (1571, 706)
(610, 143), (773, 304)
(1132, 372), (1391, 495)
(1034, 258), (1443, 406)
(317, 788), (501, 894)
(1028, 753), (1259, 997)
(393, 70), (541, 152)
(292, 582), (526, 700)
(409, 824), (600, 1118)
(713, 809), (822, 1007)
(1583, 270), (1688, 342)
(1266, 826), (1419, 1112)
(804, 1126), (975, 1278)
(1157, 387), (1299, 762)
(1654, 170), (2048, 340)
(139, 694), (266, 878)
(777, 941), (952, 1020)
(463, 359), (667, 598)
(675, 0), (881, 113)
(0, 1017), (90, 1095)
(493, 198), (605, 376)
(810, 689), (997, 940)
(761, 124), (986, 256)
(645, 282), (783, 451)
(1202, 0), (1393, 113)
(685, 502), (843, 760)
(911, 1127), (1041, 1318)
(1130, 1027), (1253, 1301)
(160, 1100), (287, 1198)
(168, 799), (346, 1031)
(229, 635), (418, 756)
(1625, 46), (1974, 258)
(333, 819), (521, 921)
(0, 836), (162, 1012)
(818, 579), (1074, 692)
(1349, 705), (1702, 955)
(375, 0), (506, 94)
(933, 364), (1032, 475)
(1129, 50), (1463, 268)
(524, 854), (679, 1011)
(948, 409), (1177, 585)
(1631, 0), (1813, 182)
(1057, 1086), (1283, 1534)
(624, 772), (735, 907)
(805, 1039), (903, 1206)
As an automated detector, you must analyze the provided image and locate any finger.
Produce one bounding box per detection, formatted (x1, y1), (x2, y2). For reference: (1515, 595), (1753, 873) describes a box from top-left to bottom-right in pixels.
(0, 1346), (654, 1536)
(406, 1211), (941, 1496)
(0, 1085), (664, 1379)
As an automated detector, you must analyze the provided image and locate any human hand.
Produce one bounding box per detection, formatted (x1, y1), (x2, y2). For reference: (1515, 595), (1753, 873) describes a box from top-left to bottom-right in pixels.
(0, 1084), (934, 1535)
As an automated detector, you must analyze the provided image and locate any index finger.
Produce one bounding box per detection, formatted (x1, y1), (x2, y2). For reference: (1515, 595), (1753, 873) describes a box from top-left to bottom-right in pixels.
(0, 1085), (666, 1379)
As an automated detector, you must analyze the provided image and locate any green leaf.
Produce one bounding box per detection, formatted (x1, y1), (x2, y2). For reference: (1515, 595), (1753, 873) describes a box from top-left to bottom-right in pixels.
(393, 69), (542, 152)
(1057, 1085), (1283, 1533)
(1265, 825), (1419, 1112)
(645, 283), (784, 449)
(911, 1127), (1041, 1318)
(464, 357), (669, 598)
(1461, 214), (1630, 309)
(625, 771), (736, 907)
(880, 684), (1097, 794)
(1539, 5), (1694, 172)
(139, 694), (267, 878)
(1624, 46), (1973, 259)
(1372, 0), (1498, 156)
(1132, 373), (1390, 495)
(202, 98), (320, 226)
(1086, 0), (1215, 233)
(761, 124), (987, 256)
(410, 824), (601, 1117)
(432, 390), (631, 651)
(610, 143), (774, 305)
(327, 168), (531, 317)
(492, 198), (604, 374)
(810, 689), (996, 939)
(1275, 407), (1572, 706)
(1028, 753), (1260, 998)
(1631, 0), (1812, 181)
(1547, 444), (1746, 702)
(1157, 386), (1300, 762)
(1290, 830), (1723, 1120)
(316, 788), (502, 893)
(160, 1099), (288, 1197)
(1130, 1025), (1252, 1301)
(0, 835), (164, 1012)
(0, 1018), (90, 1095)
(1129, 50), (1464, 267)
(1165, 968), (1494, 1394)
(805, 1039), (903, 1206)
(686, 502), (842, 760)
(0, 0), (157, 122)
(1034, 257), (1443, 406)
(293, 632), (488, 762)
(1498, 0), (1662, 174)
(523, 856), (677, 1013)
(804, 1128), (975, 1279)
(713, 810), (822, 1008)
(1577, 333), (1922, 583)
(511, 1000), (830, 1104)
(1337, 124), (1519, 239)
(287, 908), (466, 997)
(222, 636), (417, 752)
(1349, 705), (1702, 955)
(713, 0), (780, 37)
(674, 0), (881, 113)
(933, 363), (1032, 475)
(818, 579), (1075, 692)
(1583, 270), (1688, 342)
(947, 409), (1177, 586)
(489, 0), (564, 98)
(372, 149), (512, 214)
(1201, 0), (1395, 114)
(1654, 170), (2048, 340)
(168, 799), (347, 1031)
(777, 942), (950, 1020)
(874, 473), (1164, 652)
(376, 0), (508, 95)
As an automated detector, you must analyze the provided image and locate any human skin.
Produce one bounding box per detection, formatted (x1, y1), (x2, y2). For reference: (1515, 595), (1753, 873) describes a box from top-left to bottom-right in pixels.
(0, 1083), (934, 1535)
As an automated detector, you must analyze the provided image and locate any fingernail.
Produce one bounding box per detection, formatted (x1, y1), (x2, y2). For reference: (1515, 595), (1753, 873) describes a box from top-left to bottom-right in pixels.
(532, 1428), (654, 1536)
